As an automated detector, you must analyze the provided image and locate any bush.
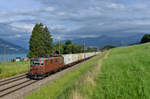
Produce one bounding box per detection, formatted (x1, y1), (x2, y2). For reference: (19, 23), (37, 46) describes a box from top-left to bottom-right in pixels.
(140, 34), (150, 43)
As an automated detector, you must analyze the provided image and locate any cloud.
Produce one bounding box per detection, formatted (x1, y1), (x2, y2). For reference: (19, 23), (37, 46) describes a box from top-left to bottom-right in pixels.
(44, 7), (55, 12)
(10, 23), (34, 33)
(1, 0), (150, 45)
(8, 34), (22, 39)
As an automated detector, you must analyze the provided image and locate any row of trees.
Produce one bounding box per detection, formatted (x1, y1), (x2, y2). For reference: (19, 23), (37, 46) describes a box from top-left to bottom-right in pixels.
(28, 23), (98, 58)
(54, 40), (83, 54)
(54, 40), (98, 54)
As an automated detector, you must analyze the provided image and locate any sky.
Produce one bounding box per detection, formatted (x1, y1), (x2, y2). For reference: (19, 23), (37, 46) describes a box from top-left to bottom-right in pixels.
(0, 0), (150, 46)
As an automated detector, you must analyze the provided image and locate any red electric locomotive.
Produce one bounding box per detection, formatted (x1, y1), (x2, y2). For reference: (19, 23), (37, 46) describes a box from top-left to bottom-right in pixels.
(27, 55), (64, 79)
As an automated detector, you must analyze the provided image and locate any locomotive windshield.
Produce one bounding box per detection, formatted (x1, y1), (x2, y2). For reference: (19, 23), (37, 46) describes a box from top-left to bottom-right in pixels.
(31, 60), (44, 66)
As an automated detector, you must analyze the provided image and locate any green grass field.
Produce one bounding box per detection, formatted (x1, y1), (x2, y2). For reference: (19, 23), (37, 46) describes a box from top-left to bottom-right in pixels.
(0, 61), (29, 79)
(95, 43), (150, 99)
(26, 52), (106, 99)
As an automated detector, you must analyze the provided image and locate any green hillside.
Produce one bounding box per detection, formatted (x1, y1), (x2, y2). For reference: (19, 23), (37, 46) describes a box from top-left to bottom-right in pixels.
(95, 43), (150, 99)
(64, 42), (150, 99)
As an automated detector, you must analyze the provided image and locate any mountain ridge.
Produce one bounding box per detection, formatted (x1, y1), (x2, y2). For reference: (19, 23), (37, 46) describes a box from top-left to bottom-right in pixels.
(63, 34), (144, 48)
(0, 38), (28, 54)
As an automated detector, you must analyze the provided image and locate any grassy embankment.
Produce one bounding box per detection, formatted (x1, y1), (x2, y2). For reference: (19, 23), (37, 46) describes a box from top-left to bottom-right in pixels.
(26, 52), (107, 99)
(60, 43), (150, 99)
(95, 43), (150, 99)
(58, 43), (150, 99)
(0, 61), (29, 79)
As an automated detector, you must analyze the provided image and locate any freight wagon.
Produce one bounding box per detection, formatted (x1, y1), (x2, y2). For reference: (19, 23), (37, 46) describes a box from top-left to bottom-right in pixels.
(27, 52), (100, 79)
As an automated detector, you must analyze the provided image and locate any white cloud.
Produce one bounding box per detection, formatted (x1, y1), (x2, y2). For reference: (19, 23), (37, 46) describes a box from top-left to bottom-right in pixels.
(44, 7), (55, 11)
(108, 3), (125, 9)
(10, 23), (34, 33)
(50, 25), (65, 30)
(57, 12), (65, 16)
(23, 25), (34, 32)
(8, 34), (22, 39)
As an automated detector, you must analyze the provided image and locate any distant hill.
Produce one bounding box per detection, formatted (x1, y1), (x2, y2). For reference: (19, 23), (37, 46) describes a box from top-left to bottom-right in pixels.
(0, 38), (28, 54)
(68, 34), (144, 48)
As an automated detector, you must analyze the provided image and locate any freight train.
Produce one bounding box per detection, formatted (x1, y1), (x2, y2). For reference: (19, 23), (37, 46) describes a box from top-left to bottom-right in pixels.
(27, 52), (100, 79)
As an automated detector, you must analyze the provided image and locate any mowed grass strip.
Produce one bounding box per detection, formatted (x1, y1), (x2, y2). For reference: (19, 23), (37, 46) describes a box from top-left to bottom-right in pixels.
(0, 61), (29, 79)
(94, 43), (150, 99)
(26, 53), (106, 99)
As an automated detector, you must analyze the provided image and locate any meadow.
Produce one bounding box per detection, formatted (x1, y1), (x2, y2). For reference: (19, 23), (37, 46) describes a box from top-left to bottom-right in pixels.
(95, 43), (150, 99)
(0, 61), (29, 79)
(26, 52), (106, 99)
(58, 43), (150, 99)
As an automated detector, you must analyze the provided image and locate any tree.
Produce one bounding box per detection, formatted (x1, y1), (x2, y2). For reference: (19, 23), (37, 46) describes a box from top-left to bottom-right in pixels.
(86, 47), (98, 52)
(55, 41), (64, 54)
(65, 40), (72, 45)
(42, 26), (53, 55)
(28, 23), (53, 58)
(140, 34), (150, 43)
(71, 44), (83, 53)
(28, 23), (43, 58)
(63, 40), (73, 54)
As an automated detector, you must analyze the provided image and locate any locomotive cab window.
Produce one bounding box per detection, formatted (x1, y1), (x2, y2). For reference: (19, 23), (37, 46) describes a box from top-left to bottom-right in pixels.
(31, 60), (44, 66)
(31, 61), (40, 66)
(41, 60), (44, 65)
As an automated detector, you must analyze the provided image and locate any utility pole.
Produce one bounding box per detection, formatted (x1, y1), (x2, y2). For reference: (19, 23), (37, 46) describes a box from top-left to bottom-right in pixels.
(97, 46), (99, 52)
(83, 40), (85, 53)
(83, 40), (85, 58)
(59, 39), (60, 55)
(3, 45), (5, 62)
(25, 30), (28, 49)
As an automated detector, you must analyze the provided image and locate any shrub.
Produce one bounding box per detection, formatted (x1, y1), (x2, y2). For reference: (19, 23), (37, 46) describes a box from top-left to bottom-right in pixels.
(140, 34), (150, 43)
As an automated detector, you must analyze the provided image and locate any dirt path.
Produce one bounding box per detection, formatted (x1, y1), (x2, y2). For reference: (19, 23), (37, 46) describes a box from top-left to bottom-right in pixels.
(97, 51), (109, 70)
(71, 51), (110, 99)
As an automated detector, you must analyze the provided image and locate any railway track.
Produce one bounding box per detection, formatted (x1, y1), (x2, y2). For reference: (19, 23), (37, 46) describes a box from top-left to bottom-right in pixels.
(0, 79), (38, 98)
(0, 75), (26, 86)
(0, 73), (26, 83)
(0, 73), (38, 98)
